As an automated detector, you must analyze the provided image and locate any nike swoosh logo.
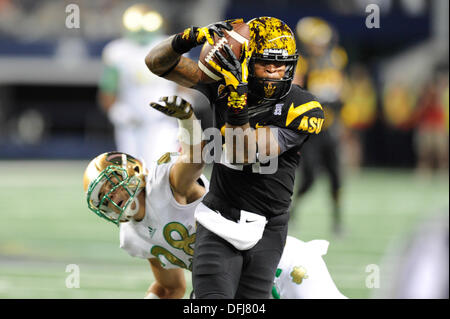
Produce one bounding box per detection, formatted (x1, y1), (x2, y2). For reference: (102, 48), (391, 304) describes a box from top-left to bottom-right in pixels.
(255, 123), (263, 128)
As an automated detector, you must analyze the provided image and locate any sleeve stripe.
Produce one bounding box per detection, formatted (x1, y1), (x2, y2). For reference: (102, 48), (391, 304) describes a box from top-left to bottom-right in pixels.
(286, 101), (323, 127)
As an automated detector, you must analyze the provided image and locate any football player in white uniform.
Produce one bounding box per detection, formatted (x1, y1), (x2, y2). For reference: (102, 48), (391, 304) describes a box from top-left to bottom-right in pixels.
(272, 236), (346, 299)
(98, 4), (182, 164)
(83, 96), (346, 299)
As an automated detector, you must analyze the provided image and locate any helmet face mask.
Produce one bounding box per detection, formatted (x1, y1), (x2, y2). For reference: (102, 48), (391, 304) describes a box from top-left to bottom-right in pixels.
(83, 152), (146, 226)
(87, 166), (140, 225)
(247, 17), (299, 103)
(248, 58), (297, 102)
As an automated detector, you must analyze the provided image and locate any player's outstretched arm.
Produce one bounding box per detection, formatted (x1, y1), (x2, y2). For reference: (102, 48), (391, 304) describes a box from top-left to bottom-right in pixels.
(145, 21), (233, 88)
(145, 258), (186, 299)
(150, 96), (205, 203)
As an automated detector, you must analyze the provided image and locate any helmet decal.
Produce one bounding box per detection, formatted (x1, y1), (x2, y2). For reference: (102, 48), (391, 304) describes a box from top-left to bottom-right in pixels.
(264, 82), (277, 98)
(248, 16), (297, 56)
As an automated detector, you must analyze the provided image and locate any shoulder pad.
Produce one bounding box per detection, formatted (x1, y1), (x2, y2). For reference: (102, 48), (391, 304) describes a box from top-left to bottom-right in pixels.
(156, 152), (181, 165)
(156, 152), (172, 165)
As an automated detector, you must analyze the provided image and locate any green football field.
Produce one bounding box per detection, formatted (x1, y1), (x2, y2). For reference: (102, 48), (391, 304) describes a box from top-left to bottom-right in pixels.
(0, 160), (448, 299)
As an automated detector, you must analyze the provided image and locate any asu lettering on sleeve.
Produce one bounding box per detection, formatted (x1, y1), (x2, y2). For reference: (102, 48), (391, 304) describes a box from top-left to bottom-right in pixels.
(298, 116), (324, 134)
(285, 101), (324, 134)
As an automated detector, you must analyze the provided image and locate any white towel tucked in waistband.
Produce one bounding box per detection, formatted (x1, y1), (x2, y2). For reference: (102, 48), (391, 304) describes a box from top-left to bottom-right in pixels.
(194, 202), (268, 251)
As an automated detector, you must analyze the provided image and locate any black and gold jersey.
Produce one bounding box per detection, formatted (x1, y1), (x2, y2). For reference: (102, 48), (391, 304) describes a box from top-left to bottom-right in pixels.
(192, 82), (324, 219)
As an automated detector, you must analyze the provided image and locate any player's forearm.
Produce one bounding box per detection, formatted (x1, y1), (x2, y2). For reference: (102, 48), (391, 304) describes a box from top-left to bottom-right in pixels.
(255, 126), (281, 159)
(225, 122), (257, 164)
(145, 36), (180, 75)
(146, 282), (185, 299)
(178, 112), (204, 161)
(224, 124), (281, 164)
(176, 114), (205, 191)
(166, 57), (203, 88)
(145, 36), (202, 87)
(181, 142), (205, 165)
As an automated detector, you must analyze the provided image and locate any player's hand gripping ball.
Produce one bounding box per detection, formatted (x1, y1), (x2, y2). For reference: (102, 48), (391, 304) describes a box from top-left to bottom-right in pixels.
(173, 21), (234, 54)
(198, 19), (250, 83)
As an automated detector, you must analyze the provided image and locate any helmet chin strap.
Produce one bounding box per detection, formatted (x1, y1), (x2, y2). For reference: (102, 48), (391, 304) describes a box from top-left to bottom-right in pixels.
(122, 187), (144, 220)
(123, 197), (140, 219)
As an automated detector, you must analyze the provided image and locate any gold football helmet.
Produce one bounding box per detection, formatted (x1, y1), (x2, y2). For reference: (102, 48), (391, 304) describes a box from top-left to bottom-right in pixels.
(296, 17), (333, 47)
(247, 17), (299, 104)
(83, 152), (146, 226)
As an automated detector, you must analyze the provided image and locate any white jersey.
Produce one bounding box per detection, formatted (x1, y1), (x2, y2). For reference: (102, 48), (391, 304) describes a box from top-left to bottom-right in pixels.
(272, 236), (347, 299)
(102, 36), (178, 124)
(119, 154), (209, 270)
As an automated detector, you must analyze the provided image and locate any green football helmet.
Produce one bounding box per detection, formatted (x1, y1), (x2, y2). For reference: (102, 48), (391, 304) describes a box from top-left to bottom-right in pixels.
(83, 152), (146, 226)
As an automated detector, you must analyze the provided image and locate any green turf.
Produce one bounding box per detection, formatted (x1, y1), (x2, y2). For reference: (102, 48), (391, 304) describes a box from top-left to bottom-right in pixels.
(0, 160), (448, 299)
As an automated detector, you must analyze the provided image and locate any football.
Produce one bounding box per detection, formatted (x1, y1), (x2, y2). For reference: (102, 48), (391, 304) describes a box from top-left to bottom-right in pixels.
(198, 20), (250, 83)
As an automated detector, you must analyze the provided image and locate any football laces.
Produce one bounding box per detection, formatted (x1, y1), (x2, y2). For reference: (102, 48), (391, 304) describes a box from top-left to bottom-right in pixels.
(205, 37), (227, 63)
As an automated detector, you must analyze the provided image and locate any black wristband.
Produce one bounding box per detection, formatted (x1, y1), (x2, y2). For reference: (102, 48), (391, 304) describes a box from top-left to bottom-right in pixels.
(171, 30), (197, 54)
(226, 107), (249, 126)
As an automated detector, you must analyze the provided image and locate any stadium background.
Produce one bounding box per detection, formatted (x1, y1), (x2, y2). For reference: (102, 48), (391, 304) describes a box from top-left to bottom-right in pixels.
(0, 0), (448, 299)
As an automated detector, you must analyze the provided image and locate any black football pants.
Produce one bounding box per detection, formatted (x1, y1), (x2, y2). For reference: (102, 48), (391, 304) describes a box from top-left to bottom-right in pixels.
(192, 221), (288, 299)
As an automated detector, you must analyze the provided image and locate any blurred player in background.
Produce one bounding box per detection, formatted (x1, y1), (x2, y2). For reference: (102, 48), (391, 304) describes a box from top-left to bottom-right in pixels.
(83, 96), (346, 299)
(98, 3), (180, 164)
(411, 65), (449, 176)
(291, 17), (347, 236)
(340, 64), (377, 171)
